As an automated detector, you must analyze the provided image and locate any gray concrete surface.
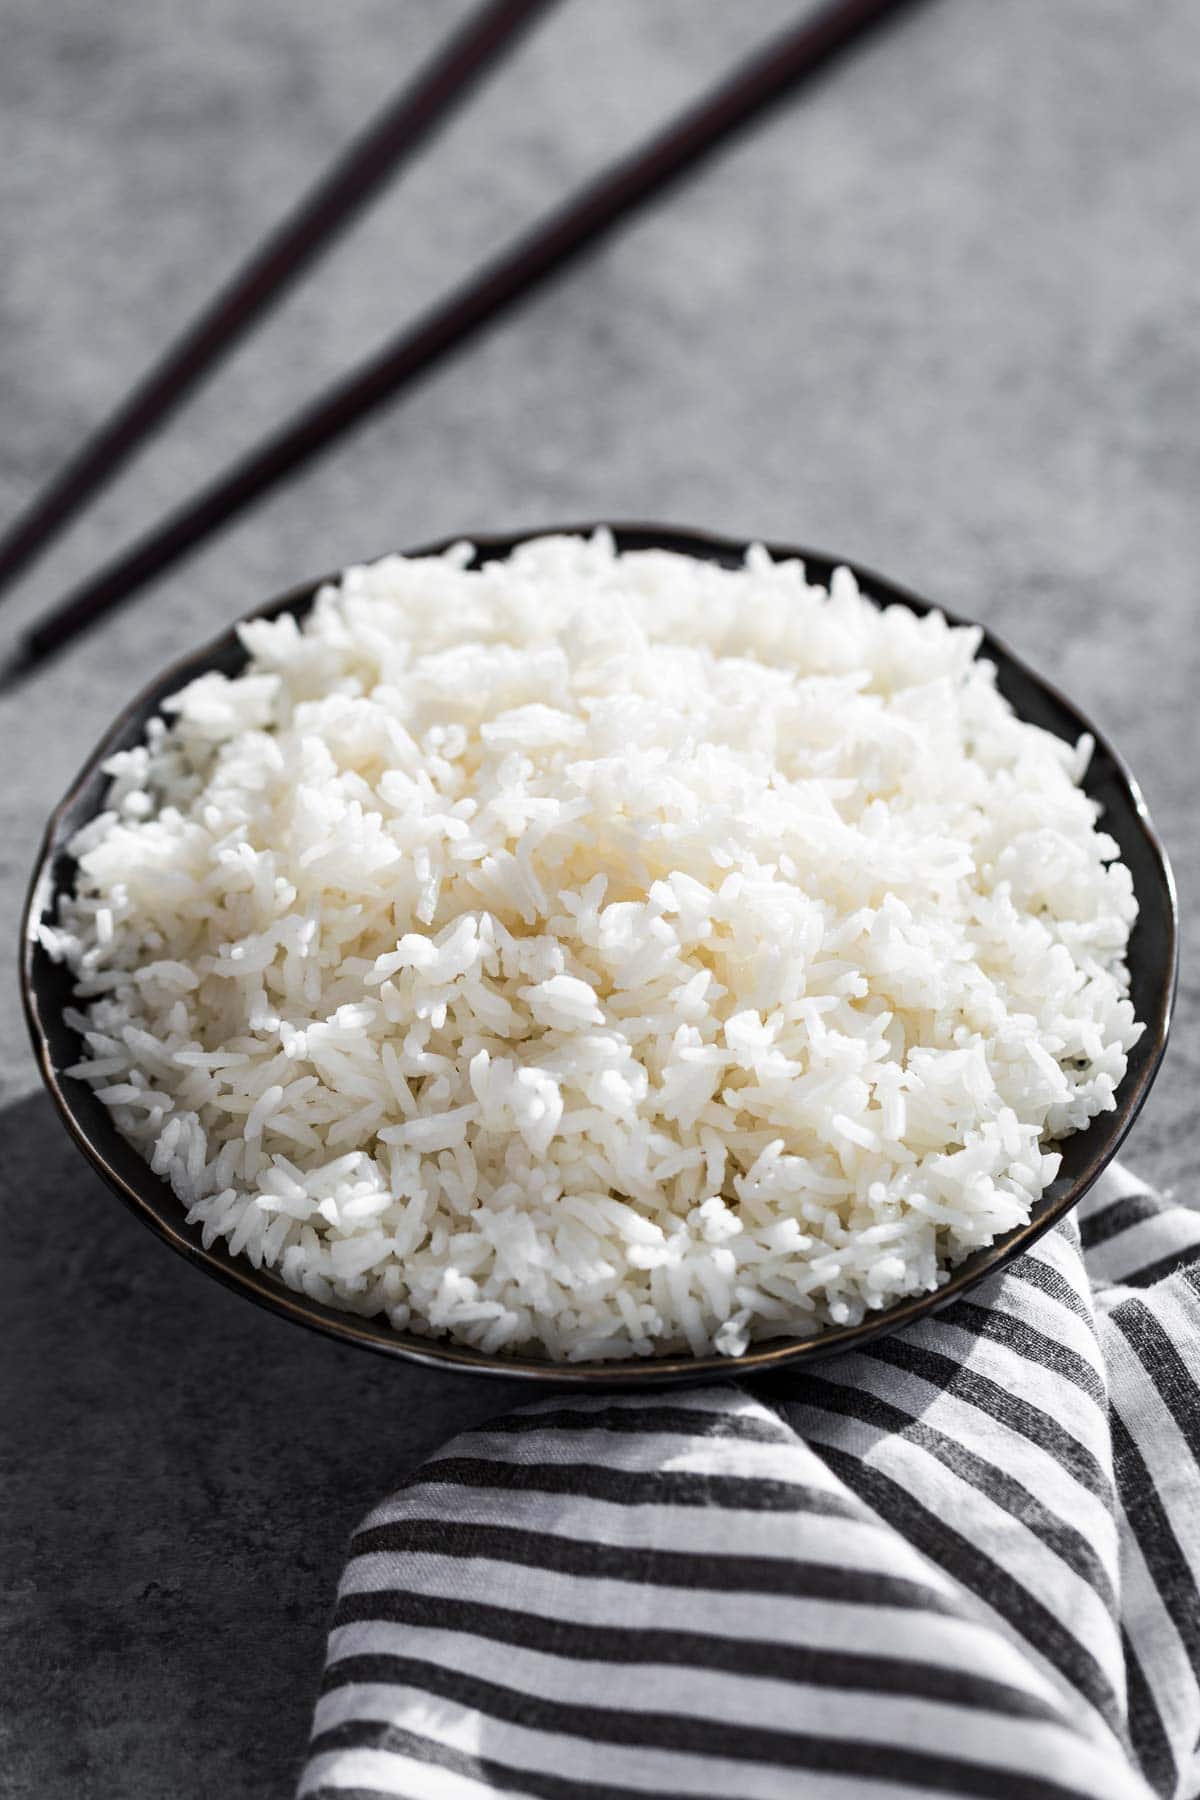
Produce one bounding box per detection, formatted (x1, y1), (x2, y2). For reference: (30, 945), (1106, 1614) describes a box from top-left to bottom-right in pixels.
(2, 1), (1197, 1793)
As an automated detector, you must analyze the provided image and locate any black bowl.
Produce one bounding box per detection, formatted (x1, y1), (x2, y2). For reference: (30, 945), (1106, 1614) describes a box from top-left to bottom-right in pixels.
(20, 523), (1178, 1384)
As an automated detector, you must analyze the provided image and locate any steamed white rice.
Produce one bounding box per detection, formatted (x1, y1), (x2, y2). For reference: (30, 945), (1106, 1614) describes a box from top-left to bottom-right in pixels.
(44, 531), (1142, 1360)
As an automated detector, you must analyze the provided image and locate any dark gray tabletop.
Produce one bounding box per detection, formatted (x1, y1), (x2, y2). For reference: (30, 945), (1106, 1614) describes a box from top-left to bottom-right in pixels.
(3, 2), (1197, 1794)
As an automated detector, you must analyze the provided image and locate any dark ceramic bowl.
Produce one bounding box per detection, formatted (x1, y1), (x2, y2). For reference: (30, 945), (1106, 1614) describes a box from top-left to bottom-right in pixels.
(21, 523), (1178, 1385)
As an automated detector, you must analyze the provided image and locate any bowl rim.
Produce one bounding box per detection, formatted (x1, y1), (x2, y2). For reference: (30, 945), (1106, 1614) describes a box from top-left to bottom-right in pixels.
(20, 520), (1179, 1384)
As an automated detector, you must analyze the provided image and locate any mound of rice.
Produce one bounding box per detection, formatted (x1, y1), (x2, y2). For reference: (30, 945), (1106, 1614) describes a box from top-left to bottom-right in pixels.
(44, 531), (1142, 1360)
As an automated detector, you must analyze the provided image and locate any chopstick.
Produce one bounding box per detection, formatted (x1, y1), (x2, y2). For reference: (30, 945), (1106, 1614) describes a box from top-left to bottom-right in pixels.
(0, 0), (557, 602)
(2, 0), (928, 689)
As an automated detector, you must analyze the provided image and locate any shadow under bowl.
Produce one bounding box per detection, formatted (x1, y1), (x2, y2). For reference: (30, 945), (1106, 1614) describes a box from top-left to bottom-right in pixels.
(20, 523), (1179, 1385)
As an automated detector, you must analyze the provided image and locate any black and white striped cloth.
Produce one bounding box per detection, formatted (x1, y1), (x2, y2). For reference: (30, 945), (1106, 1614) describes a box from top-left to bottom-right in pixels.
(298, 1163), (1200, 1800)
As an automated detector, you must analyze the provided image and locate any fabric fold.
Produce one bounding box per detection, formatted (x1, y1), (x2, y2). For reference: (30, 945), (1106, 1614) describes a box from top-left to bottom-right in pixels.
(298, 1164), (1200, 1800)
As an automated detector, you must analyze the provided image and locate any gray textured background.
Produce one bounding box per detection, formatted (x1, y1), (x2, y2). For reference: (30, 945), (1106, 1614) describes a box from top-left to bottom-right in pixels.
(2, 1), (1197, 1794)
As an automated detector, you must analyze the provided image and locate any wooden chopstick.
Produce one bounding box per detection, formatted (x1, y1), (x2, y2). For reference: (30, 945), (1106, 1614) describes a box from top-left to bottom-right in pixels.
(2, 0), (928, 688)
(0, 0), (558, 602)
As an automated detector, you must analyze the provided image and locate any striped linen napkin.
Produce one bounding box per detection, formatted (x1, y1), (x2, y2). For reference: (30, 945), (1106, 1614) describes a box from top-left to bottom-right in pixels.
(297, 1163), (1200, 1800)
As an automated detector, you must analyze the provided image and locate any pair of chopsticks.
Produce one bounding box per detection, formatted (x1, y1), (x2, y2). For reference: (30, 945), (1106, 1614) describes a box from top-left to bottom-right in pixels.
(0, 0), (926, 689)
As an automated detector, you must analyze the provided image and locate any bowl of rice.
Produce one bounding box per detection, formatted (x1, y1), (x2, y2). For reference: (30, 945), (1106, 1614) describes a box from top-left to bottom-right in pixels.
(22, 524), (1177, 1382)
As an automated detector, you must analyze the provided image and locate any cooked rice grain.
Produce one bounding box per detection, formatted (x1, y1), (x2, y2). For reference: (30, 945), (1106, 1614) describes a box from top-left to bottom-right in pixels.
(46, 532), (1142, 1359)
